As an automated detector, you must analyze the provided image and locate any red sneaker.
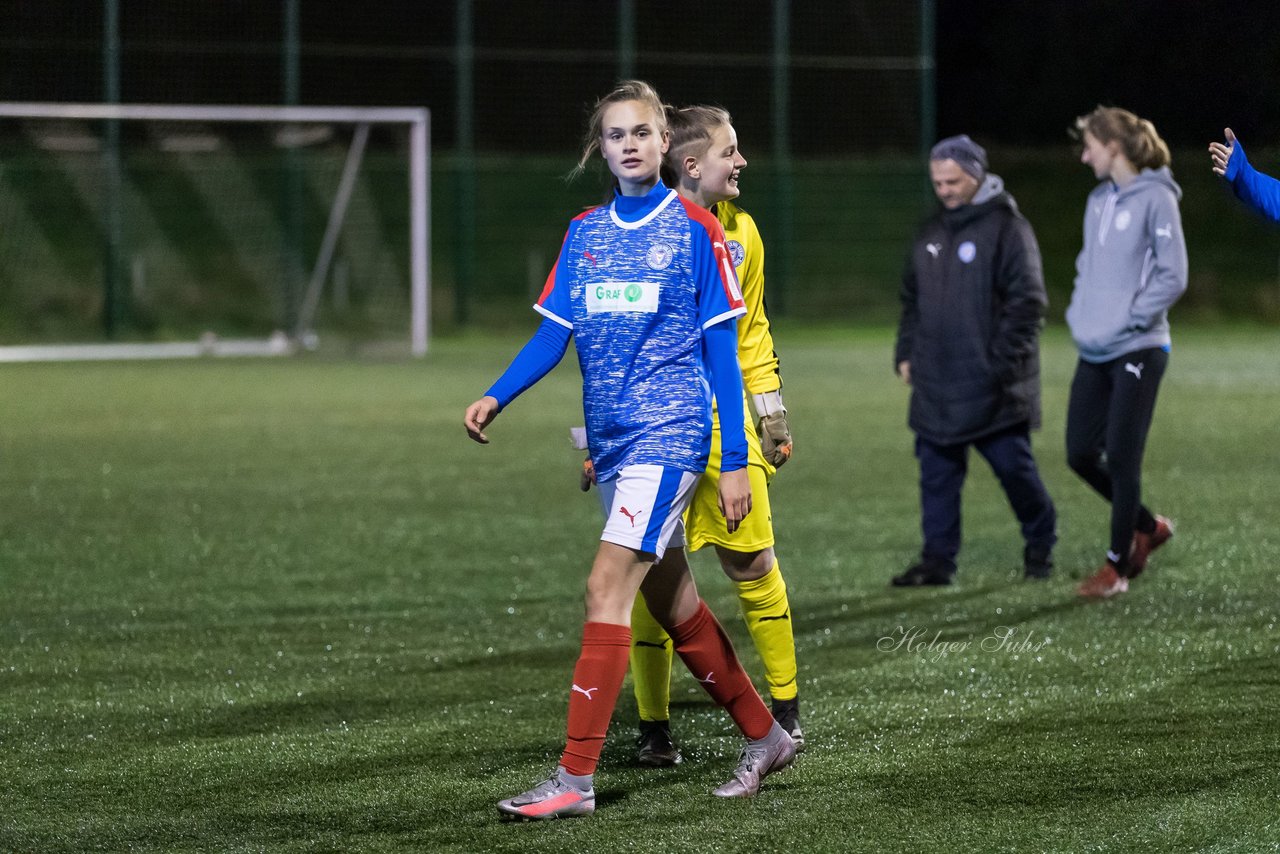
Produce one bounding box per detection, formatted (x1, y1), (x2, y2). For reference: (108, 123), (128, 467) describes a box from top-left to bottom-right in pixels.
(1130, 516), (1174, 577)
(1077, 562), (1129, 598)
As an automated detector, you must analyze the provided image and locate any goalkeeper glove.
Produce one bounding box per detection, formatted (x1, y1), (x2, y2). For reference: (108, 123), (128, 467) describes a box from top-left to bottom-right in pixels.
(752, 390), (793, 468)
(570, 426), (596, 491)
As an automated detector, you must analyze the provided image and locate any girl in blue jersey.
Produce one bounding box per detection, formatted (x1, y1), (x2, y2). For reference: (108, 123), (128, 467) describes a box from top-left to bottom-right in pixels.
(463, 80), (795, 820)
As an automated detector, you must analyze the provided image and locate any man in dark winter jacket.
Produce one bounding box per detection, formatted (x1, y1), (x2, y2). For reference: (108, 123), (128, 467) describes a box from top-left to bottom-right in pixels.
(892, 135), (1057, 585)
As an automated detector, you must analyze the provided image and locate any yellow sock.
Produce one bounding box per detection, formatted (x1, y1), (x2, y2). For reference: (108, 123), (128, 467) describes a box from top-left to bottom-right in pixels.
(629, 595), (674, 721)
(735, 561), (798, 702)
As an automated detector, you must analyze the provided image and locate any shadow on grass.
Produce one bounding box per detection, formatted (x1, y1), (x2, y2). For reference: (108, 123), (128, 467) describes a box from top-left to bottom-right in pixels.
(854, 697), (1277, 811)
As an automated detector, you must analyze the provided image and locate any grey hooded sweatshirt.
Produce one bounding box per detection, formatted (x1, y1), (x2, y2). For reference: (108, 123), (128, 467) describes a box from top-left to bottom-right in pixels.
(1067, 166), (1188, 363)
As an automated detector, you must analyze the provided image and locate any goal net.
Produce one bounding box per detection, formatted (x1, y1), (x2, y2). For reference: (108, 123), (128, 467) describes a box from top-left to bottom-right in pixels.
(0, 103), (429, 360)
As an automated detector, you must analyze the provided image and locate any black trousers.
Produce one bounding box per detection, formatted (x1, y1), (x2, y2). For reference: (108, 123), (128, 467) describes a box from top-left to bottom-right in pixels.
(917, 423), (1058, 571)
(1065, 346), (1169, 573)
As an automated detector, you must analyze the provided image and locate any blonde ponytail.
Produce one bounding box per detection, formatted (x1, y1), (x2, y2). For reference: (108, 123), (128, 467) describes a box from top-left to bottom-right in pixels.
(1073, 106), (1170, 170)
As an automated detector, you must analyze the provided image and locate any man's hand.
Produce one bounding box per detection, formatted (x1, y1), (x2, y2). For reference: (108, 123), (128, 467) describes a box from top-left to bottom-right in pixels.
(758, 411), (793, 468)
(580, 457), (596, 491)
(718, 468), (752, 534)
(464, 396), (500, 443)
(1209, 127), (1237, 177)
(897, 360), (912, 385)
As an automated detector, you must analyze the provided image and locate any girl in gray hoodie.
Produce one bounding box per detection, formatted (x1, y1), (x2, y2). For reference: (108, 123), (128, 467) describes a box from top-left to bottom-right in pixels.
(1067, 106), (1188, 599)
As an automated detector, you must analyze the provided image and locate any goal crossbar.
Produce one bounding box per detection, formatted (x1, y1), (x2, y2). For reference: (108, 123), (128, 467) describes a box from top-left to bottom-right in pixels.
(0, 103), (428, 125)
(0, 102), (431, 359)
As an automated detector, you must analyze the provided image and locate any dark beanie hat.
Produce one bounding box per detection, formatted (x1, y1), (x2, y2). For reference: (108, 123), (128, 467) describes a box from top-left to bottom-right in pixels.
(929, 134), (987, 180)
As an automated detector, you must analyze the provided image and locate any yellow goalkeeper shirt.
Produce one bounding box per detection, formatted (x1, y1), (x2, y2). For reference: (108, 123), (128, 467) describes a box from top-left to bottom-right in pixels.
(715, 200), (781, 394)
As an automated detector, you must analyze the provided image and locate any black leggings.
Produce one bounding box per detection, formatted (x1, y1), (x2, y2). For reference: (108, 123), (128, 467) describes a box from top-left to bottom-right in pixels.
(1065, 347), (1168, 573)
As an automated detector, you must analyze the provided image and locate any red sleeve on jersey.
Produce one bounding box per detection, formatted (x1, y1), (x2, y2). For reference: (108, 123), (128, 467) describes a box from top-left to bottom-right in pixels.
(536, 207), (599, 309)
(535, 256), (560, 306)
(678, 197), (745, 310)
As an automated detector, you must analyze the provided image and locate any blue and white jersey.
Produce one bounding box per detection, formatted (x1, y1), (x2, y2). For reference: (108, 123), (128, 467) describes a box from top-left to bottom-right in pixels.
(536, 181), (746, 483)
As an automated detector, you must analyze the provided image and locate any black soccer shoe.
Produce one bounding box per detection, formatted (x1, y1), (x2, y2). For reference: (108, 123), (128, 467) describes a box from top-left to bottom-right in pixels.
(891, 561), (955, 586)
(636, 719), (682, 768)
(1023, 544), (1054, 580)
(771, 696), (805, 752)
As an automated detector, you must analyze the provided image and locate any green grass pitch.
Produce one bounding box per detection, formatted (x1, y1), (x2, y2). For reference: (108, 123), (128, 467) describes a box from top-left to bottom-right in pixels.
(2, 325), (1278, 852)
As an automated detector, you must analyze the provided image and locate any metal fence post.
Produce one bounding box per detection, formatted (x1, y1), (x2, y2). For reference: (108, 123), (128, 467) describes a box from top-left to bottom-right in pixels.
(771, 0), (792, 315)
(102, 0), (123, 338)
(281, 0), (305, 335)
(454, 0), (475, 325)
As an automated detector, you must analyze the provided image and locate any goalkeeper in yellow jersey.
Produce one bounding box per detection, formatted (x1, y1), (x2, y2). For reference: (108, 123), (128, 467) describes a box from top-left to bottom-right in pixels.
(626, 103), (801, 764)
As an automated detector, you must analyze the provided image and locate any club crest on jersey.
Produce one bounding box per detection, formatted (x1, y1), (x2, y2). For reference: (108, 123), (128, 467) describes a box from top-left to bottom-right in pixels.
(727, 240), (746, 268)
(957, 241), (977, 263)
(646, 243), (675, 270)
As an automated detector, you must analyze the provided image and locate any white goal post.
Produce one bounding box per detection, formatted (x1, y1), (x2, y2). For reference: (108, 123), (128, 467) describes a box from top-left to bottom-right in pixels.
(0, 102), (430, 360)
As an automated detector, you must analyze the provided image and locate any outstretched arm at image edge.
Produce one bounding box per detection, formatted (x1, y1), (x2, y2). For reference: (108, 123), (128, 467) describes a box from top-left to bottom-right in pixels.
(1226, 140), (1280, 223)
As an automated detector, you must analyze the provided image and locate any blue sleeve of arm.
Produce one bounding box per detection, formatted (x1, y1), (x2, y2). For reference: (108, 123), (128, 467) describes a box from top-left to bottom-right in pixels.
(704, 319), (748, 472)
(1226, 140), (1280, 223)
(483, 318), (572, 409)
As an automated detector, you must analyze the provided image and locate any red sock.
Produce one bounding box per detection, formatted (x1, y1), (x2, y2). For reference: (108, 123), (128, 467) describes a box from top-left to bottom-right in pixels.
(559, 621), (631, 776)
(669, 600), (773, 740)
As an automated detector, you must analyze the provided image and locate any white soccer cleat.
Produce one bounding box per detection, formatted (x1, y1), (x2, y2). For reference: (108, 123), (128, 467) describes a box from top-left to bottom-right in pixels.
(712, 721), (797, 798)
(497, 770), (595, 820)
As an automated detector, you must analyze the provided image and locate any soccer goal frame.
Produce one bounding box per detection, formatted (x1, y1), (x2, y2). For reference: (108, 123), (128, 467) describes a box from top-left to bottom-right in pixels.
(0, 102), (430, 360)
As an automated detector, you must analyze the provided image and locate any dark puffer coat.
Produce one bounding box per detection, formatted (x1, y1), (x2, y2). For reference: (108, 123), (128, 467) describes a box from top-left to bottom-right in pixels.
(894, 175), (1047, 446)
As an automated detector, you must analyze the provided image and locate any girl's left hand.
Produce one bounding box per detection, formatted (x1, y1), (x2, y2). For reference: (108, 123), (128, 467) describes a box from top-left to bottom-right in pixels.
(718, 468), (753, 533)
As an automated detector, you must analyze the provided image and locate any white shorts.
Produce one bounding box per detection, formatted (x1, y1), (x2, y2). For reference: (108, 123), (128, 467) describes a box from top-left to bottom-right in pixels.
(595, 464), (700, 560)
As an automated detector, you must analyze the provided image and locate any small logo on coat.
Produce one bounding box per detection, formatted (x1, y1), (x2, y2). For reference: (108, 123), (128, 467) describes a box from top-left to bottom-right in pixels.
(1156, 223), (1173, 239)
(926, 243), (942, 258)
(727, 239), (746, 268)
(1125, 362), (1144, 380)
(646, 243), (674, 270)
(957, 241), (977, 264)
(1115, 210), (1132, 231)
